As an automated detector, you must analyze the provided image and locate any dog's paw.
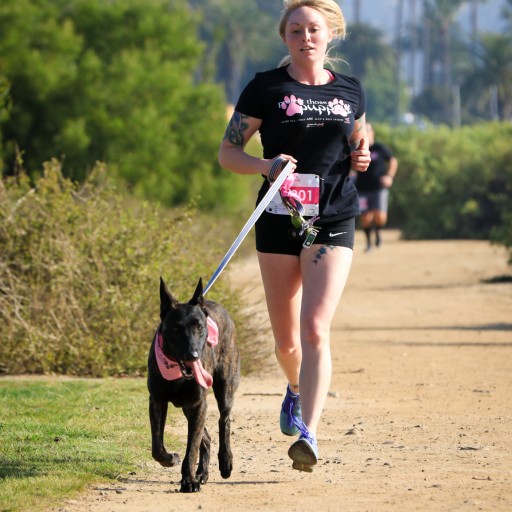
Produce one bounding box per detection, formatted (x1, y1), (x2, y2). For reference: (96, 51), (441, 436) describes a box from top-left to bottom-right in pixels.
(156, 452), (180, 467)
(218, 451), (233, 479)
(180, 477), (201, 493)
(196, 469), (209, 485)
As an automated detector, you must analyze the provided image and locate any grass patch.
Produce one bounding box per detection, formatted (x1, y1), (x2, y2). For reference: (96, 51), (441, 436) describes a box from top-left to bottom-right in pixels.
(0, 377), (169, 512)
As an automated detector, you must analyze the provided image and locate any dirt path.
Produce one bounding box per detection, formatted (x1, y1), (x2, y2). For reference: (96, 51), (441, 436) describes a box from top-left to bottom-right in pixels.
(62, 231), (512, 512)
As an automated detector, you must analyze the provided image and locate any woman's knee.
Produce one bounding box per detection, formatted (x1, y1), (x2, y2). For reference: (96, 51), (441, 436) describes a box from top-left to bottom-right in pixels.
(300, 321), (330, 350)
(275, 338), (301, 357)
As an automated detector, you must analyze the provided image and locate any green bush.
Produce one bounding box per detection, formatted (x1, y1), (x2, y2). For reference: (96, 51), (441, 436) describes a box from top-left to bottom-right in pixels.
(491, 211), (512, 266)
(377, 122), (512, 248)
(0, 160), (267, 376)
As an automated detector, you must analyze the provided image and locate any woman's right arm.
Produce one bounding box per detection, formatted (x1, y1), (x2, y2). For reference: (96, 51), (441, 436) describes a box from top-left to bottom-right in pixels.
(218, 110), (296, 178)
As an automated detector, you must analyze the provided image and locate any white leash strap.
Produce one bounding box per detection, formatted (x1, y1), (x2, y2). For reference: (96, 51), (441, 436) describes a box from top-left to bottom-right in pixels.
(204, 159), (293, 295)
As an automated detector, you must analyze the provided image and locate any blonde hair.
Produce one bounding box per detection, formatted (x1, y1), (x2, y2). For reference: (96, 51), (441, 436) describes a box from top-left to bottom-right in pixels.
(278, 0), (346, 68)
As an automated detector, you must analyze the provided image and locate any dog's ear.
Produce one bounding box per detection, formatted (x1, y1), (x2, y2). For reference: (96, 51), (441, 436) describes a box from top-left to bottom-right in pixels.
(160, 277), (178, 318)
(189, 278), (205, 310)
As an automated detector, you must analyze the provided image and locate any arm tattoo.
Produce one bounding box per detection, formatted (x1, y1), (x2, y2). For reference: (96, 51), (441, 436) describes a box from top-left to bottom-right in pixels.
(224, 112), (249, 147)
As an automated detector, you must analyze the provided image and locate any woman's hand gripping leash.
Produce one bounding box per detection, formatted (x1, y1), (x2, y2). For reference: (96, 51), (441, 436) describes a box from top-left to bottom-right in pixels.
(267, 154), (297, 183)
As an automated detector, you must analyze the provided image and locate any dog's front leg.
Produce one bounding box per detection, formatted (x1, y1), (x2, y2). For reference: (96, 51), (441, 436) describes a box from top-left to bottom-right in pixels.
(149, 395), (180, 467)
(217, 408), (234, 478)
(195, 426), (211, 485)
(214, 381), (236, 479)
(180, 401), (208, 492)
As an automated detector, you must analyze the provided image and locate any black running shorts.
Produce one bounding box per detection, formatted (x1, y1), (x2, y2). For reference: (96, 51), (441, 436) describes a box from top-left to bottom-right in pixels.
(255, 213), (355, 256)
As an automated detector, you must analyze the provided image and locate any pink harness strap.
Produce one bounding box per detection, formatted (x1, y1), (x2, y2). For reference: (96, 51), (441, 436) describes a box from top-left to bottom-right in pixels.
(154, 316), (219, 388)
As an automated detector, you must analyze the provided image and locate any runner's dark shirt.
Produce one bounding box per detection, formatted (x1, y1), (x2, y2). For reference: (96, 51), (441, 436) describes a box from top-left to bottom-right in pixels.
(354, 142), (394, 191)
(235, 66), (366, 224)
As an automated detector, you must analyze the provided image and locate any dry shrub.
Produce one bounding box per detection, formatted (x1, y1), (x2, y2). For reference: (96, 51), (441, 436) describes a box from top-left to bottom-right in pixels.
(0, 160), (268, 376)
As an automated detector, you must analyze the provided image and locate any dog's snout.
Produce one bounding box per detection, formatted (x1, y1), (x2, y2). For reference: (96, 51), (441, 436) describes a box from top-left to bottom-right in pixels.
(182, 348), (201, 362)
(181, 349), (199, 363)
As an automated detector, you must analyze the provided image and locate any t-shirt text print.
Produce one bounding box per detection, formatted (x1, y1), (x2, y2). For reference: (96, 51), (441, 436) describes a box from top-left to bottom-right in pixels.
(279, 94), (353, 125)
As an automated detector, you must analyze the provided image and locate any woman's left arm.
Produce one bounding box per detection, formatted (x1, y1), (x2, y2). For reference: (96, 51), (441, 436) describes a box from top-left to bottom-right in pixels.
(349, 114), (371, 172)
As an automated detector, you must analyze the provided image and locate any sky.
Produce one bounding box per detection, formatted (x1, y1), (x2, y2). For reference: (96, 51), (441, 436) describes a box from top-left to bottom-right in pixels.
(339, 0), (507, 38)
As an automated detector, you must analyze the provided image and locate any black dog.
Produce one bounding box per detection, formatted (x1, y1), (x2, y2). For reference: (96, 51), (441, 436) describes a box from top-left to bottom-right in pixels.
(147, 277), (240, 492)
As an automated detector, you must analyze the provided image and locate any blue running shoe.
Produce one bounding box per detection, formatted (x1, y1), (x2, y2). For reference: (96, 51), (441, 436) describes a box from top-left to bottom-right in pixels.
(288, 423), (318, 472)
(280, 385), (302, 436)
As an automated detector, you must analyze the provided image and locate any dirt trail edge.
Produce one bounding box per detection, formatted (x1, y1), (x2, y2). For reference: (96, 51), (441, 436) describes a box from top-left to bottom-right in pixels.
(61, 231), (512, 512)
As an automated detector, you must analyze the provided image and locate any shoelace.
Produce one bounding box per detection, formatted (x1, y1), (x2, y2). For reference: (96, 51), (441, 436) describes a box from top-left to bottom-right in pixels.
(295, 418), (315, 446)
(282, 393), (300, 428)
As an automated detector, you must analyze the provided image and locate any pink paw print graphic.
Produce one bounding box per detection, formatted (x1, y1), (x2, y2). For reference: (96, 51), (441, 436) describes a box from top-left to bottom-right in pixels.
(328, 98), (351, 116)
(281, 95), (304, 116)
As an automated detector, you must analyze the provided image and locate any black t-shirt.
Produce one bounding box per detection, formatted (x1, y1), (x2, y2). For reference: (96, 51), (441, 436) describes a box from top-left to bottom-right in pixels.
(235, 66), (366, 224)
(355, 142), (394, 191)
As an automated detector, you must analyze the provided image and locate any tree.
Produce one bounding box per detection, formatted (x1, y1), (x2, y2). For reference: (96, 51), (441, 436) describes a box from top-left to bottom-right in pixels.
(191, 0), (281, 103)
(429, 0), (466, 88)
(338, 23), (392, 80)
(412, 0), (469, 123)
(469, 0), (489, 43)
(0, 0), (85, 172)
(419, 0), (467, 89)
(337, 23), (401, 122)
(394, 0), (405, 123)
(502, 0), (512, 27)
(0, 0), (234, 209)
(353, 0), (362, 23)
(407, 0), (419, 93)
(462, 33), (512, 121)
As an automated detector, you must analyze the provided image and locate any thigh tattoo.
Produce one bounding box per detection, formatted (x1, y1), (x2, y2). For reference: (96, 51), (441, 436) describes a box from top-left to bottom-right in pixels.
(312, 245), (337, 265)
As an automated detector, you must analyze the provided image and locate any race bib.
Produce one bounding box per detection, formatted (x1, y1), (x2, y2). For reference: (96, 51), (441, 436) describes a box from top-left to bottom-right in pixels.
(266, 173), (320, 216)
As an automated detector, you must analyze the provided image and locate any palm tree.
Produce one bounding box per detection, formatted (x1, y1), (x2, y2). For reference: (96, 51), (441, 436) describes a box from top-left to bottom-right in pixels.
(394, 0), (405, 122)
(503, 0), (512, 26)
(462, 33), (512, 120)
(408, 0), (419, 93)
(415, 0), (467, 123)
(430, 0), (466, 88)
(469, 0), (488, 39)
(353, 0), (362, 24)
(339, 23), (392, 79)
(469, 0), (489, 57)
(191, 0), (280, 103)
(339, 23), (398, 121)
(422, 0), (433, 88)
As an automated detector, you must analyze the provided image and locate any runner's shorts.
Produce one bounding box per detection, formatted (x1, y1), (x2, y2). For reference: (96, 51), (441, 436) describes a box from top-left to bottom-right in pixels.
(358, 189), (389, 213)
(256, 212), (355, 256)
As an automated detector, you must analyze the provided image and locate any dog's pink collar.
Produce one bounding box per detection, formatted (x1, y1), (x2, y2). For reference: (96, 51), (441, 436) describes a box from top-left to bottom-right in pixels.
(154, 317), (219, 388)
